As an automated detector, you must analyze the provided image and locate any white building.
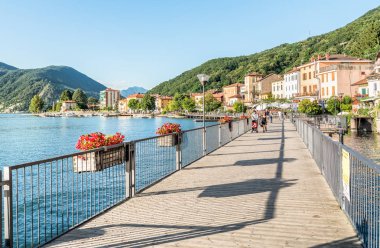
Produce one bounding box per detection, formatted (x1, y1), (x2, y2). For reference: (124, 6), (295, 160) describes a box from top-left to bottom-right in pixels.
(283, 68), (300, 99)
(368, 52), (380, 98)
(271, 78), (284, 99)
(100, 88), (120, 109)
(61, 100), (77, 111)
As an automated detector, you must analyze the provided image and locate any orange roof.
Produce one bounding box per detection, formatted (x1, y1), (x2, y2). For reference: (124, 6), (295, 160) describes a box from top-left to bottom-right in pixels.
(213, 93), (224, 98)
(223, 83), (243, 88)
(119, 98), (129, 102)
(127, 93), (144, 98)
(351, 78), (368, 86)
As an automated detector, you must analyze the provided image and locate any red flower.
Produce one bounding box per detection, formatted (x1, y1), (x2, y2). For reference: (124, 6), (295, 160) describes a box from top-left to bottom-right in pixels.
(75, 132), (125, 151)
(156, 123), (182, 135)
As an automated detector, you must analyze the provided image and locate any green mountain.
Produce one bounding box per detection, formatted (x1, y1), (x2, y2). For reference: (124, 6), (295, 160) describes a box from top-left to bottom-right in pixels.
(0, 64), (106, 112)
(149, 6), (380, 96)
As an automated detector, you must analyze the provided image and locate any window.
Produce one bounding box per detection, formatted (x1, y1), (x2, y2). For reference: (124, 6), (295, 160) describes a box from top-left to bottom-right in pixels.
(303, 86), (307, 93)
(321, 74), (324, 83)
(361, 88), (366, 95)
(281, 85), (283, 90)
(361, 71), (366, 75)
(374, 83), (377, 91)
(313, 72), (316, 78)
(309, 86), (312, 92)
(331, 72), (335, 81)
(309, 72), (311, 79)
(322, 88), (325, 96)
(326, 87), (329, 96)
(332, 86), (335, 96)
(303, 73), (307, 80)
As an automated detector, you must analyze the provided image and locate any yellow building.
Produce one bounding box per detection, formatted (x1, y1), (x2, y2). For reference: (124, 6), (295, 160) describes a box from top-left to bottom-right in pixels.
(244, 72), (263, 103)
(222, 83), (244, 106)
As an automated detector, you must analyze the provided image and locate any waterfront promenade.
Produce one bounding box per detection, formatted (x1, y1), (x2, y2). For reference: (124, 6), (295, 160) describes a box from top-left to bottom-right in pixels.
(47, 120), (361, 247)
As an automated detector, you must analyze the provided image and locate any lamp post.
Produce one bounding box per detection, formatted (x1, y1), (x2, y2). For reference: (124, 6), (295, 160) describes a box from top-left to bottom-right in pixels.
(197, 74), (210, 155)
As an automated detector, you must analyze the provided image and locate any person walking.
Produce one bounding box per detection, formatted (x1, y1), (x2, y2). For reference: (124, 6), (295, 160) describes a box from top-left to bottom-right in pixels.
(261, 114), (267, 132)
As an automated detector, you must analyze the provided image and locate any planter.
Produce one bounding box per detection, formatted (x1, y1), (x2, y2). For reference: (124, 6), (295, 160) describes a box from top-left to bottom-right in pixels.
(73, 146), (125, 172)
(157, 134), (178, 147)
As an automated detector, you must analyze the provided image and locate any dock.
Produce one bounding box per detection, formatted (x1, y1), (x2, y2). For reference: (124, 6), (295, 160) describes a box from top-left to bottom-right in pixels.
(46, 120), (361, 247)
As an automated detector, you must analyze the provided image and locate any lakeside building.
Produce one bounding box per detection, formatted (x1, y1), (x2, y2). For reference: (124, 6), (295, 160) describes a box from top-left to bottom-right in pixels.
(284, 68), (300, 99)
(61, 100), (77, 111)
(298, 58), (318, 100)
(271, 77), (285, 99)
(117, 93), (144, 112)
(244, 72), (263, 104)
(255, 74), (282, 99)
(222, 83), (244, 106)
(351, 78), (368, 98)
(316, 54), (372, 99)
(100, 88), (120, 109)
(368, 52), (380, 98)
(191, 90), (224, 109)
(155, 96), (173, 111)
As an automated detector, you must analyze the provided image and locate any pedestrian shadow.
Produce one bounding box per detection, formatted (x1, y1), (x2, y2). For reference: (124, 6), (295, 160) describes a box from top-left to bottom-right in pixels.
(309, 236), (362, 247)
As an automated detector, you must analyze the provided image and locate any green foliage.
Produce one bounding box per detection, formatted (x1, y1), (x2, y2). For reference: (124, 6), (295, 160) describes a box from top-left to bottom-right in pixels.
(340, 96), (353, 112)
(298, 99), (322, 115)
(128, 99), (140, 110)
(233, 101), (246, 113)
(55, 102), (62, 112)
(181, 97), (196, 112)
(358, 108), (370, 116)
(204, 93), (221, 112)
(72, 88), (88, 109)
(29, 95), (44, 113)
(149, 6), (380, 96)
(326, 97), (341, 115)
(168, 93), (187, 112)
(140, 94), (155, 111)
(60, 89), (73, 101)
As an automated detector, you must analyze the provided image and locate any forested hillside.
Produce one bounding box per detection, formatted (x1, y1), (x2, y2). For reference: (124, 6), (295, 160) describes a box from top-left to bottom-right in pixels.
(0, 65), (106, 112)
(149, 6), (380, 95)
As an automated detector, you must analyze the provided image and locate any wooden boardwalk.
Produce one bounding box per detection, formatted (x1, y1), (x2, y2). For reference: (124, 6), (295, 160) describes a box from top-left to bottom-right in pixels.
(46, 120), (361, 248)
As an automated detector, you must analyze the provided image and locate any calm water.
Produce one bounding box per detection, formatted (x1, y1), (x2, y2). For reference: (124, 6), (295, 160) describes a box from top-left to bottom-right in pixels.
(333, 131), (380, 164)
(0, 114), (211, 167)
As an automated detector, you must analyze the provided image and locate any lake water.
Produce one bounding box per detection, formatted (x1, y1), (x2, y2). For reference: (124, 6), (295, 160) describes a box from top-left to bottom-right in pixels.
(0, 114), (211, 167)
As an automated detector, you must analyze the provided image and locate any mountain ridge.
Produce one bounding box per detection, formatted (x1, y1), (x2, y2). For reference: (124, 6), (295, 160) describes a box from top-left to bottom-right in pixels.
(0, 64), (106, 112)
(120, 86), (148, 97)
(149, 6), (380, 95)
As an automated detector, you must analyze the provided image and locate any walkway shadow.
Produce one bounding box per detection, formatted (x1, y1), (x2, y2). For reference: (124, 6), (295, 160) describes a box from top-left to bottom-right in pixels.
(234, 158), (297, 166)
(199, 178), (296, 198)
(309, 236), (362, 248)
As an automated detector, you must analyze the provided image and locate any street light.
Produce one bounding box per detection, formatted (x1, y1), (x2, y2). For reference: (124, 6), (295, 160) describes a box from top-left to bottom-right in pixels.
(197, 74), (210, 155)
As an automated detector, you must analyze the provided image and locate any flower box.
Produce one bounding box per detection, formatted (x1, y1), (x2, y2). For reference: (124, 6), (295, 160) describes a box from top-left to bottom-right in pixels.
(73, 146), (125, 172)
(157, 134), (178, 147)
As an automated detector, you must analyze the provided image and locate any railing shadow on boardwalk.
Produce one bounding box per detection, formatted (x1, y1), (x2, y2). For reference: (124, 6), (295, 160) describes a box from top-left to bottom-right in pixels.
(48, 121), (361, 248)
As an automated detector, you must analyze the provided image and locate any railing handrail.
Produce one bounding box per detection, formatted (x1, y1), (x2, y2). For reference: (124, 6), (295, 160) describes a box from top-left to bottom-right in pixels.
(4, 119), (243, 170)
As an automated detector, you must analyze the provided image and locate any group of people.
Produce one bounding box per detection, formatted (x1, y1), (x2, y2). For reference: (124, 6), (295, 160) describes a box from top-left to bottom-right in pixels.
(251, 109), (272, 133)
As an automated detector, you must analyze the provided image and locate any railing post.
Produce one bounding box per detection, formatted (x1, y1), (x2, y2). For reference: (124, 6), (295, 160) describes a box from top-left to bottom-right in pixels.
(124, 143), (131, 199)
(176, 133), (182, 170)
(203, 127), (207, 156)
(3, 167), (12, 248)
(218, 124), (222, 147)
(128, 142), (136, 197)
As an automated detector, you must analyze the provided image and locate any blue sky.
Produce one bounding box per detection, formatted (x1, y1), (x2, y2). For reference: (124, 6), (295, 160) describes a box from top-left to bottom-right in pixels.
(0, 1), (379, 89)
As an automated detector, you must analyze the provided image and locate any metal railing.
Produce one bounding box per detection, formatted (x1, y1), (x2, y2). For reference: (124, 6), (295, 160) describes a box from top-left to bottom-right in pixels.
(294, 119), (380, 248)
(0, 119), (251, 247)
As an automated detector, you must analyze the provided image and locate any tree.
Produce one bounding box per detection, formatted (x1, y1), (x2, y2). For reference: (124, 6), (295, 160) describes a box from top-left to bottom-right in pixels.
(128, 99), (140, 110)
(55, 102), (62, 112)
(181, 97), (196, 112)
(72, 88), (88, 109)
(298, 99), (322, 115)
(233, 101), (246, 113)
(87, 97), (99, 105)
(340, 96), (353, 112)
(29, 95), (44, 113)
(204, 93), (221, 112)
(326, 97), (341, 115)
(140, 94), (155, 111)
(60, 89), (73, 101)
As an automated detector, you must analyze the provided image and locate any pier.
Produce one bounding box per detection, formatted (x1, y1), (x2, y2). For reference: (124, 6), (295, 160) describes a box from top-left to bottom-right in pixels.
(45, 120), (361, 247)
